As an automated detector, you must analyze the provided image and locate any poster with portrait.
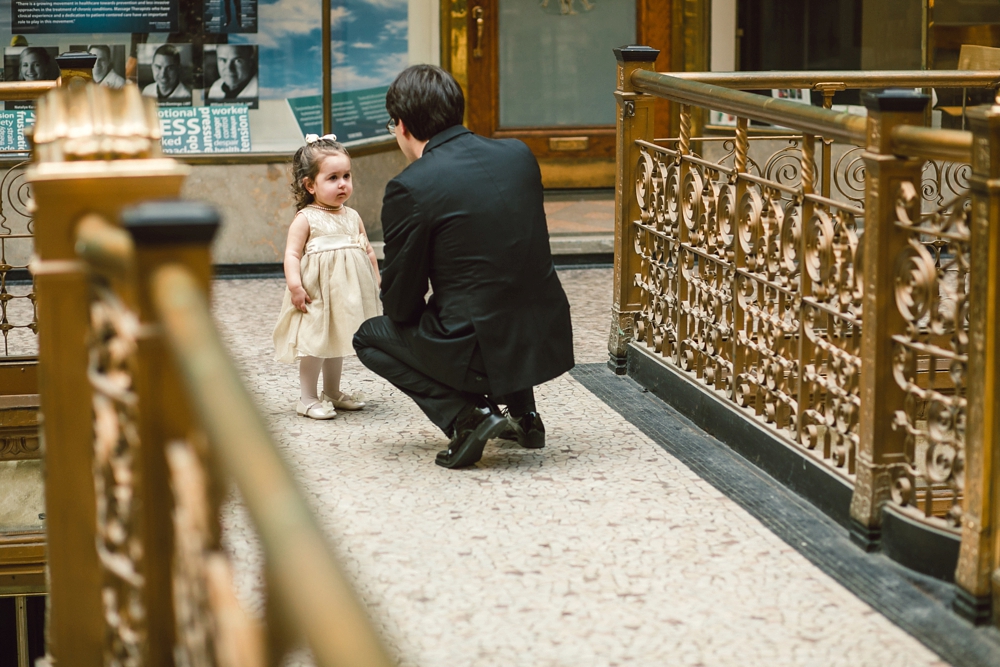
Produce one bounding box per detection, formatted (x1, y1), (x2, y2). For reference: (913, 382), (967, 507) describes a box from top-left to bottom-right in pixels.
(204, 0), (258, 34)
(4, 45), (60, 83)
(69, 44), (127, 90)
(3, 46), (59, 109)
(137, 43), (194, 107)
(203, 44), (258, 109)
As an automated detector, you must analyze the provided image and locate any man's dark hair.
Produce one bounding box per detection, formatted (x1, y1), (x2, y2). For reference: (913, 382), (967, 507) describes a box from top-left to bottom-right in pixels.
(153, 44), (181, 65)
(386, 65), (464, 141)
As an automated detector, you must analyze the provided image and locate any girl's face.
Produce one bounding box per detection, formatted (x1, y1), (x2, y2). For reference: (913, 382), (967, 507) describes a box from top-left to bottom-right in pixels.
(304, 153), (352, 208)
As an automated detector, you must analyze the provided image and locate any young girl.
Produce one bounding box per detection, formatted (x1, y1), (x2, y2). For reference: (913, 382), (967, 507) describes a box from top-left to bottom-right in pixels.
(273, 134), (382, 419)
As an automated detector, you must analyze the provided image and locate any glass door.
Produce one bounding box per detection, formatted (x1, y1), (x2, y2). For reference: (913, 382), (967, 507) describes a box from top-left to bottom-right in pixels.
(465, 0), (636, 187)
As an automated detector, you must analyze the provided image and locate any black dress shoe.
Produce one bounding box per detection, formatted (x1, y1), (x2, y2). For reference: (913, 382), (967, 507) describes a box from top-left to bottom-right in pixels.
(435, 406), (507, 469)
(499, 412), (545, 449)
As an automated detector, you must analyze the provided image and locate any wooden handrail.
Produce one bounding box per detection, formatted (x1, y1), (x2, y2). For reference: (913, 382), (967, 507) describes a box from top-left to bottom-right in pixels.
(151, 265), (394, 667)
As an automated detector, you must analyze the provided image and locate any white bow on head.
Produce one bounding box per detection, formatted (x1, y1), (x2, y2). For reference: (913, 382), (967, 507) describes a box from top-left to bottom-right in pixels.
(304, 133), (338, 144)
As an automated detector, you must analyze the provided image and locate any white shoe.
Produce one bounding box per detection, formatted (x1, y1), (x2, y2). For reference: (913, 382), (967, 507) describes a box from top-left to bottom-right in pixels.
(296, 398), (337, 420)
(321, 392), (366, 411)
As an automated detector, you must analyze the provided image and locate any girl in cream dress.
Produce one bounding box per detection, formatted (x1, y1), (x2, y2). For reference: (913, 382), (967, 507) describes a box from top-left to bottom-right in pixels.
(273, 134), (382, 419)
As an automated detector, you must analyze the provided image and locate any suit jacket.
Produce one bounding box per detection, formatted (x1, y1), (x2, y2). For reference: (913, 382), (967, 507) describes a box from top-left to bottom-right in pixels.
(380, 125), (574, 396)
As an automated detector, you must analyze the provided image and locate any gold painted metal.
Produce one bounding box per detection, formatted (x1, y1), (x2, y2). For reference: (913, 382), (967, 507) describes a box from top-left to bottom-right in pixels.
(549, 136), (590, 151)
(849, 102), (929, 541)
(444, 0), (469, 111)
(631, 70), (868, 146)
(616, 59), (1000, 581)
(0, 394), (40, 461)
(472, 6), (485, 59)
(0, 81), (57, 101)
(28, 79), (188, 665)
(954, 100), (1000, 624)
(609, 49), (658, 373)
(671, 70), (1000, 90)
(152, 265), (395, 667)
(15, 595), (28, 667)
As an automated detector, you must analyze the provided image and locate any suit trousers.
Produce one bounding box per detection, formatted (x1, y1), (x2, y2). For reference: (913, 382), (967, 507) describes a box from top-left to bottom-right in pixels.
(353, 316), (535, 434)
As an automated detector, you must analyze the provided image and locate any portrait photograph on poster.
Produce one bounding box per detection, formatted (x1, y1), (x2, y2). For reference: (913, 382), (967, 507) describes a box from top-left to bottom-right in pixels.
(70, 44), (127, 90)
(3, 46), (59, 109)
(204, 0), (258, 34)
(138, 43), (194, 107)
(4, 46), (59, 82)
(203, 44), (259, 109)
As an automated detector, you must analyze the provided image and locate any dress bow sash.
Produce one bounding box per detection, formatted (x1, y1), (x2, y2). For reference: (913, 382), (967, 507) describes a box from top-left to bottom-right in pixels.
(304, 234), (363, 255)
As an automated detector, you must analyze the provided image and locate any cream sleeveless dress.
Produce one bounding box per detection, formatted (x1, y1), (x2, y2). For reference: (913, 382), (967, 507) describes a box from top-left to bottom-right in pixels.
(272, 205), (382, 362)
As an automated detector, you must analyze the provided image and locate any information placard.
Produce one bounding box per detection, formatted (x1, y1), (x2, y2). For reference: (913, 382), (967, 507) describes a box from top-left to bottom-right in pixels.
(159, 106), (251, 154)
(286, 96), (323, 139)
(0, 110), (34, 152)
(333, 86), (391, 142)
(12, 0), (178, 34)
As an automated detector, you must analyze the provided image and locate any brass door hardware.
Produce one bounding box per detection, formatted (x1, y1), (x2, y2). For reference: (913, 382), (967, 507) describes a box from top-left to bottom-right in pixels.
(472, 6), (485, 58)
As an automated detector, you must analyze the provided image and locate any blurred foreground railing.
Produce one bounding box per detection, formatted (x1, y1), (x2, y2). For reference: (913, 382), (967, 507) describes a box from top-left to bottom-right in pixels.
(28, 79), (393, 666)
(611, 46), (1000, 627)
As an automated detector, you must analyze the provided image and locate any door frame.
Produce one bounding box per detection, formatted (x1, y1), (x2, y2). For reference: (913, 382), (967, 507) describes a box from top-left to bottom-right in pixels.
(440, 0), (678, 188)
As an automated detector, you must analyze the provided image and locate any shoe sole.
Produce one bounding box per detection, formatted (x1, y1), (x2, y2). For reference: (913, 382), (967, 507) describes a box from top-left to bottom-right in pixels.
(436, 414), (507, 468)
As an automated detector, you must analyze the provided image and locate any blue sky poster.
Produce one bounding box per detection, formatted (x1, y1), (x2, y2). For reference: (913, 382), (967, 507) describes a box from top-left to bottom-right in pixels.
(231, 0), (407, 101)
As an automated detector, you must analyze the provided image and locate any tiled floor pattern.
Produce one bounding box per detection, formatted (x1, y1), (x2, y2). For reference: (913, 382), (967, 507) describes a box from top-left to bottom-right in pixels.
(210, 269), (949, 666)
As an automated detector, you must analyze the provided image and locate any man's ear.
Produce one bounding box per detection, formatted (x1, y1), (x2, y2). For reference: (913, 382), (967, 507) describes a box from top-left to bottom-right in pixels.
(397, 118), (411, 139)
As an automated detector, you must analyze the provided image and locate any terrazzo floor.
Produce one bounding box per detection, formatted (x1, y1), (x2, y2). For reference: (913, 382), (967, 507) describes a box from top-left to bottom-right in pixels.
(210, 269), (950, 667)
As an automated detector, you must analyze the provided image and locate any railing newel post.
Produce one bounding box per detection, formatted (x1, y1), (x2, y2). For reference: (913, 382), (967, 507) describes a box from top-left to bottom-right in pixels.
(953, 101), (1000, 626)
(848, 91), (929, 552)
(122, 201), (221, 666)
(609, 45), (660, 374)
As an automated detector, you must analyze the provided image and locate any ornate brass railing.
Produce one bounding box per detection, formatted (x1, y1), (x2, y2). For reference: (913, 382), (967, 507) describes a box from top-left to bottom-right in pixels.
(24, 80), (393, 666)
(612, 47), (1000, 626)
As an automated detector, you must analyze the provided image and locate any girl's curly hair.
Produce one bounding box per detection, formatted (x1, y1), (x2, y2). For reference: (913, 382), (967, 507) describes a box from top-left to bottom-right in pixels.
(290, 138), (351, 210)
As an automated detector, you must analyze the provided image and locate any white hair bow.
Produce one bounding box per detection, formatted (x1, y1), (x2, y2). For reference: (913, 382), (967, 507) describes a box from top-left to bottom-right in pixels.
(304, 133), (338, 144)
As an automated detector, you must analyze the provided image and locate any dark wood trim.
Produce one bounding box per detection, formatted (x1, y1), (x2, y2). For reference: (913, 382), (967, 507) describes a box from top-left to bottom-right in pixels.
(638, 0), (674, 139)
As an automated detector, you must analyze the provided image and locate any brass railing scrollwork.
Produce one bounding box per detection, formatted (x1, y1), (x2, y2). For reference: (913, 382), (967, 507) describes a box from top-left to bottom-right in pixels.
(87, 276), (146, 663)
(614, 48), (1000, 624)
(889, 182), (970, 526)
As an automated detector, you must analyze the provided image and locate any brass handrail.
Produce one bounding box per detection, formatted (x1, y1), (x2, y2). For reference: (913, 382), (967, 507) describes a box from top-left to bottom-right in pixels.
(75, 213), (134, 276)
(0, 81), (58, 101)
(152, 265), (393, 667)
(671, 70), (1000, 90)
(632, 69), (978, 162)
(631, 69), (867, 145)
(890, 125), (973, 163)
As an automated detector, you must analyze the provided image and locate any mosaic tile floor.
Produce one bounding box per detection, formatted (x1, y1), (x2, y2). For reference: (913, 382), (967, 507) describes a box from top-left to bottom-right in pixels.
(211, 269), (950, 667)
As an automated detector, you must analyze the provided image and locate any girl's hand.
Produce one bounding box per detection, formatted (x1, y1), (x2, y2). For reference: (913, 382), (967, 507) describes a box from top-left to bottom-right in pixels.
(291, 286), (312, 312)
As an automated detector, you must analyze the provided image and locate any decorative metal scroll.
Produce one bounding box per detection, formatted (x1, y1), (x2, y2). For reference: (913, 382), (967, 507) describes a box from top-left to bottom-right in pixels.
(88, 279), (146, 664)
(834, 146), (971, 210)
(633, 133), (863, 476)
(170, 439), (265, 667)
(889, 182), (969, 525)
(0, 162), (36, 356)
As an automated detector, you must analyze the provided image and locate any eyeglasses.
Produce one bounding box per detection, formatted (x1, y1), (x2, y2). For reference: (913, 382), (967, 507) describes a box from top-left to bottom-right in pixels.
(386, 118), (396, 135)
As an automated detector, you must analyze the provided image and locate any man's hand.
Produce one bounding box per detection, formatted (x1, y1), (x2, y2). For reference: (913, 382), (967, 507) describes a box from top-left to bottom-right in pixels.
(291, 285), (311, 312)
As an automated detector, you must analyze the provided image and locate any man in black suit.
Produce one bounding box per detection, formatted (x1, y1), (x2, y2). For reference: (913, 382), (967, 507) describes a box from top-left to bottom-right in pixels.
(354, 65), (574, 469)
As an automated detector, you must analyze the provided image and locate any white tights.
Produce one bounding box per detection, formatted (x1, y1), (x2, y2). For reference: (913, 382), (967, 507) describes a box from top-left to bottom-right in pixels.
(299, 356), (344, 402)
